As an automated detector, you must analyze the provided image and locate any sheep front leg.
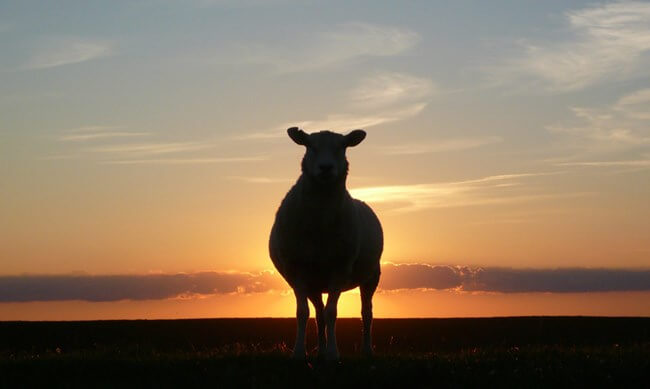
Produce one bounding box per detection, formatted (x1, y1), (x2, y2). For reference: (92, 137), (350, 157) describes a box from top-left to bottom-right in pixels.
(360, 282), (377, 357)
(292, 289), (309, 360)
(324, 290), (341, 360)
(308, 293), (326, 359)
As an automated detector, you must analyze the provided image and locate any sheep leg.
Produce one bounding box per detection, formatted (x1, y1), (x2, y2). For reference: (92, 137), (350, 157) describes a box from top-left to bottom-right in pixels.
(308, 293), (326, 359)
(324, 290), (341, 360)
(360, 282), (378, 357)
(292, 289), (309, 359)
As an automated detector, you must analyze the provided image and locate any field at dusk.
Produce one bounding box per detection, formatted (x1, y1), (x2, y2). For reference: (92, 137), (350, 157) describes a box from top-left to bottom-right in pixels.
(2, 317), (649, 387)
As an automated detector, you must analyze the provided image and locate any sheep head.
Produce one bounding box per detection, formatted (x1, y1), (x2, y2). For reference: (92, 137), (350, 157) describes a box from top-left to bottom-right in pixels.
(287, 127), (366, 185)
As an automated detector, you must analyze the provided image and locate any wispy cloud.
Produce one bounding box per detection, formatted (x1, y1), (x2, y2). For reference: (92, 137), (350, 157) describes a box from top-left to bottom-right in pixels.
(66, 125), (124, 132)
(59, 128), (213, 158)
(85, 142), (213, 155)
(348, 72), (435, 109)
(548, 107), (650, 146)
(614, 88), (650, 120)
(488, 1), (650, 91)
(232, 130), (287, 141)
(227, 176), (293, 184)
(103, 156), (267, 165)
(240, 73), (434, 139)
(290, 103), (428, 132)
(238, 102), (429, 141)
(546, 88), (650, 167)
(50, 125), (263, 166)
(26, 38), (113, 70)
(277, 72), (435, 132)
(350, 172), (569, 212)
(60, 132), (151, 142)
(225, 22), (419, 73)
(557, 160), (650, 167)
(39, 154), (80, 161)
(2, 265), (648, 301)
(378, 136), (502, 155)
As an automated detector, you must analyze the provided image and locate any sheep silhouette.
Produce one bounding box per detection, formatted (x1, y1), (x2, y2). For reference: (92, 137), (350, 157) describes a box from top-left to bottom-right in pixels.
(269, 127), (383, 360)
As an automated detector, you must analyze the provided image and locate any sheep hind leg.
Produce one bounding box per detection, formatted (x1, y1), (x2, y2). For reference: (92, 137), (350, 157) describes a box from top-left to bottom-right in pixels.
(324, 290), (341, 360)
(292, 289), (309, 360)
(308, 293), (326, 360)
(360, 280), (378, 358)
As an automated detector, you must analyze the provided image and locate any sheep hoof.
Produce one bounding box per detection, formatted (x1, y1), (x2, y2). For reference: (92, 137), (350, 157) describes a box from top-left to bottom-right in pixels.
(325, 350), (340, 361)
(292, 350), (307, 360)
(290, 357), (312, 371)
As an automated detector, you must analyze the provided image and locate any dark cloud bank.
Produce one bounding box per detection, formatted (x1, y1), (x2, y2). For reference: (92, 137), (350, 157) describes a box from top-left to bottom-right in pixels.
(1, 264), (649, 302)
(380, 264), (650, 294)
(0, 271), (286, 302)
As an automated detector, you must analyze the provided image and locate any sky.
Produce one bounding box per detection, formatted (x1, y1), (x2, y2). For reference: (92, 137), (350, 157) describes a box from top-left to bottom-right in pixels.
(1, 0), (649, 320)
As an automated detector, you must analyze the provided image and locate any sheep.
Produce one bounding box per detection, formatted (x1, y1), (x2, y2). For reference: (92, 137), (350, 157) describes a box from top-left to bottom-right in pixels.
(269, 127), (383, 361)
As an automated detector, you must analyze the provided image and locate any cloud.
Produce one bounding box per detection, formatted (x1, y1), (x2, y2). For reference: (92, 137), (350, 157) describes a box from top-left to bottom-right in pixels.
(227, 176), (293, 184)
(58, 125), (149, 142)
(39, 154), (80, 161)
(240, 73), (434, 140)
(26, 38), (113, 70)
(66, 125), (124, 132)
(232, 130), (287, 141)
(60, 132), (151, 142)
(84, 142), (213, 155)
(616, 88), (650, 107)
(226, 22), (419, 73)
(348, 72), (435, 109)
(0, 271), (287, 302)
(102, 156), (267, 165)
(380, 263), (650, 293)
(2, 265), (648, 302)
(557, 159), (650, 167)
(490, 1), (650, 91)
(349, 172), (568, 212)
(546, 88), (650, 166)
(50, 126), (264, 165)
(378, 136), (502, 155)
(548, 111), (650, 147)
(239, 102), (428, 140)
(379, 263), (465, 290)
(294, 73), (433, 131)
(463, 267), (650, 293)
(614, 88), (650, 120)
(290, 103), (428, 132)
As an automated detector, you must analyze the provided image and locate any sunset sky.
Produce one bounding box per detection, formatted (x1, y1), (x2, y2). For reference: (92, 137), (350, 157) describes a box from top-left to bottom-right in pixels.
(1, 0), (649, 320)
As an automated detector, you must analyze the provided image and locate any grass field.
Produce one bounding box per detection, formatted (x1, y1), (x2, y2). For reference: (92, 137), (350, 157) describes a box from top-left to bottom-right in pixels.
(1, 317), (648, 387)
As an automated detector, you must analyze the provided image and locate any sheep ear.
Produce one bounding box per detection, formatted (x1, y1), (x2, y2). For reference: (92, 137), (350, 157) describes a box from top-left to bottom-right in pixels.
(287, 127), (309, 146)
(345, 129), (366, 147)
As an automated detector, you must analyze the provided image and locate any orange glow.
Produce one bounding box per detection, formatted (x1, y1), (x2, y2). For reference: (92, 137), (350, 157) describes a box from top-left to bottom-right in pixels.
(1, 290), (649, 321)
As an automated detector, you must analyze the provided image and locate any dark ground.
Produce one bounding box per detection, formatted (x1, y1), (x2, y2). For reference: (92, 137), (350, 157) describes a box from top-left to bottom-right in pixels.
(1, 317), (648, 388)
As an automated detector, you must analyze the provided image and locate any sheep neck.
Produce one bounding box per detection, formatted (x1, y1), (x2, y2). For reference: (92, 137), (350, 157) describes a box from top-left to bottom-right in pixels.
(298, 173), (349, 208)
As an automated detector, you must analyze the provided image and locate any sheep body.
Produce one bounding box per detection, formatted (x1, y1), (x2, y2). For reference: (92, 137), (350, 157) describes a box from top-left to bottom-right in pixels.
(269, 175), (383, 293)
